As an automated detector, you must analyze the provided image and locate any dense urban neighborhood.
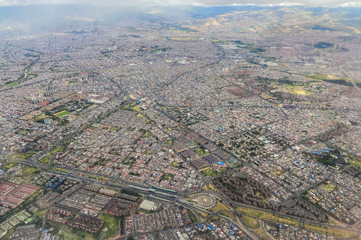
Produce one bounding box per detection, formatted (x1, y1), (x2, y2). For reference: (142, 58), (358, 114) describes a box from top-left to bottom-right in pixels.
(0, 4), (360, 240)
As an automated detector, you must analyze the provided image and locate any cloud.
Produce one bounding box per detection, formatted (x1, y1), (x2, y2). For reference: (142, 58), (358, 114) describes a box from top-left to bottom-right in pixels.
(0, 0), (359, 7)
(337, 1), (361, 7)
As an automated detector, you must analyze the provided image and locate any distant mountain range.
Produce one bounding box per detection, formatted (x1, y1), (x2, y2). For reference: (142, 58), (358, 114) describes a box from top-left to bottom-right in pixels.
(0, 5), (359, 37)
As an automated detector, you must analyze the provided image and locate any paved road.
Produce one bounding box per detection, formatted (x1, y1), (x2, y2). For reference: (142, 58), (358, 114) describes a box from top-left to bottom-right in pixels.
(176, 198), (260, 240)
(261, 220), (276, 240)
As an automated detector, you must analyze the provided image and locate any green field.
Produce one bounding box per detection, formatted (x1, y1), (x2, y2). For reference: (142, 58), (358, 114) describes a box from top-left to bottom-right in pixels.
(1, 227), (15, 240)
(201, 168), (218, 177)
(50, 147), (65, 155)
(12, 153), (35, 160)
(33, 209), (47, 220)
(54, 111), (71, 117)
(305, 74), (330, 81)
(142, 131), (154, 138)
(4, 161), (18, 170)
(22, 167), (38, 174)
(195, 148), (210, 157)
(236, 206), (299, 227)
(187, 209), (198, 223)
(161, 173), (175, 180)
(56, 224), (96, 240)
(305, 224), (357, 238)
(110, 126), (119, 131)
(285, 85), (312, 95)
(122, 103), (141, 112)
(241, 215), (260, 229)
(5, 78), (25, 88)
(144, 150), (154, 155)
(348, 156), (361, 169)
(99, 214), (120, 239)
(321, 183), (336, 192)
(39, 156), (50, 164)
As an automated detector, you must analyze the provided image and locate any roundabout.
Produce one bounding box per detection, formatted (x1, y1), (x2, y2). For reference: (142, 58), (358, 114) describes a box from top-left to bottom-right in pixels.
(196, 194), (216, 209)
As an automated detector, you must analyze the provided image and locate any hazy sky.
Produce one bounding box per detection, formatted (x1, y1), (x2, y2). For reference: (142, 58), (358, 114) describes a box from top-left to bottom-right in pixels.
(0, 0), (360, 7)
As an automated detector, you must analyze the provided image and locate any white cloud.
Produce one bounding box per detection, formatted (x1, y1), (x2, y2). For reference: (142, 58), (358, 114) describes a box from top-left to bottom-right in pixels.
(0, 0), (359, 7)
(337, 1), (361, 7)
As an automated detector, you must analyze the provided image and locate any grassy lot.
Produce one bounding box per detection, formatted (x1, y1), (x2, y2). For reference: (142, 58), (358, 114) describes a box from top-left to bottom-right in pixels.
(201, 183), (221, 195)
(305, 224), (357, 238)
(142, 131), (154, 138)
(39, 156), (50, 164)
(305, 74), (330, 81)
(33, 114), (51, 121)
(285, 85), (312, 95)
(253, 228), (271, 240)
(270, 170), (284, 177)
(18, 130), (30, 135)
(195, 148), (210, 157)
(161, 173), (174, 180)
(219, 210), (237, 222)
(241, 215), (260, 229)
(50, 147), (65, 155)
(89, 175), (109, 181)
(201, 168), (218, 177)
(22, 167), (38, 174)
(54, 110), (71, 117)
(122, 103), (141, 112)
(4, 161), (18, 170)
(51, 167), (70, 173)
(187, 209), (198, 223)
(306, 74), (344, 81)
(236, 206), (299, 227)
(99, 214), (120, 239)
(145, 119), (155, 125)
(321, 183), (336, 192)
(33, 209), (47, 220)
(1, 227), (15, 240)
(202, 184), (209, 191)
(144, 149), (154, 155)
(4, 75), (28, 88)
(208, 183), (218, 191)
(209, 216), (221, 222)
(329, 217), (345, 226)
(209, 200), (229, 212)
(348, 156), (361, 169)
(196, 210), (209, 222)
(12, 153), (35, 160)
(110, 126), (119, 131)
(56, 223), (97, 240)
